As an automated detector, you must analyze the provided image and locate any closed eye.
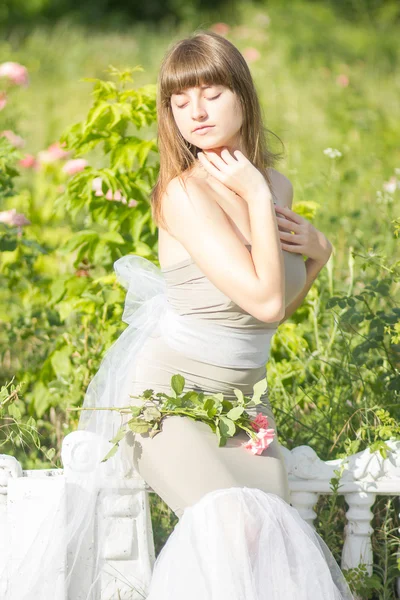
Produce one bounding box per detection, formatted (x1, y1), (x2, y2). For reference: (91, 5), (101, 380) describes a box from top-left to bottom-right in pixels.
(177, 93), (221, 109)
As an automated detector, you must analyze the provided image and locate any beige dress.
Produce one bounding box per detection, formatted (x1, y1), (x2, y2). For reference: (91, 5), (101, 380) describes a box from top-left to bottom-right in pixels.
(126, 246), (307, 518)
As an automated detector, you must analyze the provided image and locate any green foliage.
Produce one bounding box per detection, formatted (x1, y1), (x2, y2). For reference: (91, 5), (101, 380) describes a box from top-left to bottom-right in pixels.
(77, 375), (270, 462)
(0, 379), (56, 464)
(0, 138), (21, 200)
(58, 65), (159, 269)
(1, 4), (400, 595)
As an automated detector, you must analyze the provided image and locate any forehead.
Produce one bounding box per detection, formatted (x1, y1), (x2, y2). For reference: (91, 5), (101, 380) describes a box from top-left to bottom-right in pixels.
(172, 84), (221, 96)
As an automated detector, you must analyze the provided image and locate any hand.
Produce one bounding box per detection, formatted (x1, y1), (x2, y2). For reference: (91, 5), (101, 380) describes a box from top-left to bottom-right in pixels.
(197, 148), (271, 202)
(274, 205), (333, 264)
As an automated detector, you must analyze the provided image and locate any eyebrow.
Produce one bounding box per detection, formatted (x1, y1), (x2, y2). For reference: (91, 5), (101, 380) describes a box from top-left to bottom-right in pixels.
(174, 85), (216, 96)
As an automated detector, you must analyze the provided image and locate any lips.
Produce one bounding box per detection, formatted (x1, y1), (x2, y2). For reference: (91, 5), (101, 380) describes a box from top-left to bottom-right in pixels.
(193, 125), (214, 133)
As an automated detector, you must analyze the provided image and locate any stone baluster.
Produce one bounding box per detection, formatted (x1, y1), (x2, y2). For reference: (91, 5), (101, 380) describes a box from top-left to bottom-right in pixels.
(342, 491), (376, 574)
(62, 430), (155, 600)
(290, 490), (319, 529)
(0, 455), (23, 599)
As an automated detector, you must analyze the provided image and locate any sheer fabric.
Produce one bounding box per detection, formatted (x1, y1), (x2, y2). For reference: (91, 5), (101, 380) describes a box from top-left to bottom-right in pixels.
(1, 255), (354, 599)
(148, 487), (354, 600)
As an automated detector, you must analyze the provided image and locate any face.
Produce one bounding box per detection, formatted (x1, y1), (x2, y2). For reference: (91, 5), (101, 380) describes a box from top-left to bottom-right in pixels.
(170, 84), (244, 153)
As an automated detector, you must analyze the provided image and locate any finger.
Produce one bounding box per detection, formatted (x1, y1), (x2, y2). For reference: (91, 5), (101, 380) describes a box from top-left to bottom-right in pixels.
(276, 216), (301, 232)
(274, 205), (303, 224)
(220, 147), (238, 165)
(198, 152), (227, 180)
(279, 231), (301, 242)
(232, 149), (247, 163)
(281, 242), (305, 253)
(203, 150), (229, 171)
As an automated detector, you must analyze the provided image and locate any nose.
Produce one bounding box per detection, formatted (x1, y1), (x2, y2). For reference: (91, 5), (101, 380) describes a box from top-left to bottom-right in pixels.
(191, 98), (208, 121)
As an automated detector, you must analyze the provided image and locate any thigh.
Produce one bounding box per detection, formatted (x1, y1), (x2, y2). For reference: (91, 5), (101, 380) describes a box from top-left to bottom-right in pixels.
(124, 409), (291, 519)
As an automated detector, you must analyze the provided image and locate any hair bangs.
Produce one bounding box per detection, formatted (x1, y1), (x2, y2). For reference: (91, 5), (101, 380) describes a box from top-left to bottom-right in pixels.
(161, 45), (233, 103)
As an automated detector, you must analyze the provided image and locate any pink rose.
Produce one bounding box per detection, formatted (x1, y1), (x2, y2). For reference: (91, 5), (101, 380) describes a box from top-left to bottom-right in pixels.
(242, 47), (261, 63)
(62, 158), (88, 175)
(19, 154), (37, 168)
(38, 141), (72, 165)
(242, 427), (275, 455)
(92, 176), (136, 206)
(336, 74), (349, 88)
(1, 130), (25, 148)
(0, 62), (29, 87)
(105, 186), (127, 203)
(0, 91), (7, 111)
(250, 413), (270, 432)
(210, 23), (230, 36)
(0, 208), (30, 227)
(47, 141), (71, 160)
(92, 176), (104, 196)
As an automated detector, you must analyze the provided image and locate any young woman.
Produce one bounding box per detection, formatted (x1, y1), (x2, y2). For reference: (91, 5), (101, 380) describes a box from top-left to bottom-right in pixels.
(26, 29), (353, 600)
(116, 30), (354, 600)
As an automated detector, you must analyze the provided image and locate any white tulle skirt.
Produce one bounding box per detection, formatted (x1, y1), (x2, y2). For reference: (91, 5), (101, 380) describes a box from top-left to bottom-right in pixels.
(147, 486), (354, 600)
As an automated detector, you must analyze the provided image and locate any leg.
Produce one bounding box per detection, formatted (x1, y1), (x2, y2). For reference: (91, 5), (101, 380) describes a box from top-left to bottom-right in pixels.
(124, 408), (290, 519)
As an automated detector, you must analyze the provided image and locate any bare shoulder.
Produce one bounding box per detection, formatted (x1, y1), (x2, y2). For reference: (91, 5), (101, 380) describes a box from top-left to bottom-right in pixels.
(162, 171), (220, 237)
(267, 168), (293, 209)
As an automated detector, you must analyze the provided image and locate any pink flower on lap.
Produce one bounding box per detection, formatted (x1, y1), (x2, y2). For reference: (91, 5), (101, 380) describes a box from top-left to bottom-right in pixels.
(242, 427), (275, 455)
(250, 413), (270, 432)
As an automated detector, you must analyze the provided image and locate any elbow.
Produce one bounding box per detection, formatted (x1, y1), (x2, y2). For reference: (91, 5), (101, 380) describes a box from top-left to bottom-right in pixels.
(257, 299), (286, 324)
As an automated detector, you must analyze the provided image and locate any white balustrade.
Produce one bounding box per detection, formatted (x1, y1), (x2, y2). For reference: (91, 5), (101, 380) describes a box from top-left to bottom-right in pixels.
(0, 435), (399, 599)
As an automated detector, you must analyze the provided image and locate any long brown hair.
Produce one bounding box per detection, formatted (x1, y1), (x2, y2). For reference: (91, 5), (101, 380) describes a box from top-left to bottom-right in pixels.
(151, 29), (283, 232)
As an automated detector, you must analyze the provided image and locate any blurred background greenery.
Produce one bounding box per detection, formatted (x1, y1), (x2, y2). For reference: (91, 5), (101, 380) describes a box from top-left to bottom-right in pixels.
(0, 1), (399, 596)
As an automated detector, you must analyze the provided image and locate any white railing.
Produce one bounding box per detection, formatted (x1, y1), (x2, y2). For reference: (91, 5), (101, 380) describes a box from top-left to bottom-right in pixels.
(0, 433), (399, 600)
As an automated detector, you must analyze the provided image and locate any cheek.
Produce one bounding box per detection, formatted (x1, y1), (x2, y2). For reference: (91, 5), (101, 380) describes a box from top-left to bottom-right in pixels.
(173, 110), (190, 133)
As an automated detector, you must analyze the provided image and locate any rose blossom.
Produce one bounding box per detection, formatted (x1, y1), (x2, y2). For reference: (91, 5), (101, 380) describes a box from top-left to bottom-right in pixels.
(0, 208), (30, 227)
(19, 154), (37, 168)
(92, 176), (104, 196)
(242, 427), (275, 455)
(242, 47), (261, 63)
(38, 141), (72, 164)
(0, 62), (29, 86)
(250, 413), (270, 432)
(336, 74), (349, 87)
(62, 158), (88, 175)
(92, 176), (137, 206)
(1, 130), (25, 148)
(210, 22), (230, 36)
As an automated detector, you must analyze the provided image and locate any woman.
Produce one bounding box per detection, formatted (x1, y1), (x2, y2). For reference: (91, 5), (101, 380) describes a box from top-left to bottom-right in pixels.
(10, 29), (352, 600)
(117, 30), (354, 600)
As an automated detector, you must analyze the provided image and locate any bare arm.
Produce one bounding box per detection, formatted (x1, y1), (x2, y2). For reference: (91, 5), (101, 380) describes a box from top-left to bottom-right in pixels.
(278, 256), (330, 325)
(161, 174), (285, 323)
(270, 170), (333, 324)
(244, 185), (285, 322)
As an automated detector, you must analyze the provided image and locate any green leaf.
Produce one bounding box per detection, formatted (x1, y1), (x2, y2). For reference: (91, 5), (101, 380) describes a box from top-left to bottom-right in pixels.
(143, 406), (161, 421)
(60, 231), (99, 254)
(110, 427), (127, 444)
(226, 406), (244, 420)
(101, 443), (119, 462)
(171, 374), (185, 396)
(250, 377), (267, 406)
(8, 403), (22, 420)
(50, 347), (72, 378)
(219, 416), (236, 437)
(127, 419), (152, 434)
(45, 448), (56, 461)
(233, 388), (245, 405)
